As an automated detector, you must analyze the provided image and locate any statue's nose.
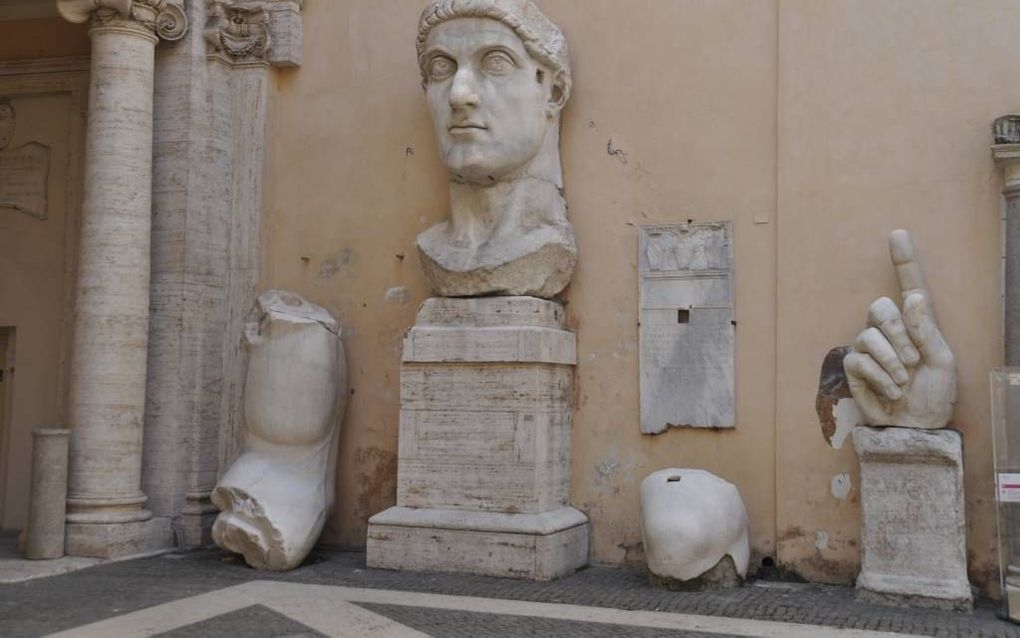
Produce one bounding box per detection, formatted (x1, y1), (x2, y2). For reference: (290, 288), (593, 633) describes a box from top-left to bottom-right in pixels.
(449, 69), (480, 110)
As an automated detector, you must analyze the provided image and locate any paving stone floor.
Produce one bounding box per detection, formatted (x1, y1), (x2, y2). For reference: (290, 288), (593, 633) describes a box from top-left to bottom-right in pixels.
(1, 545), (1019, 637)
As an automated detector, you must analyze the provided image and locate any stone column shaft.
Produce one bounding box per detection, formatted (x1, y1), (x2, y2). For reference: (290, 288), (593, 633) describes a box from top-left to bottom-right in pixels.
(992, 119), (1020, 366)
(65, 17), (157, 556)
(58, 0), (189, 558)
(1004, 165), (1020, 366)
(24, 429), (71, 560)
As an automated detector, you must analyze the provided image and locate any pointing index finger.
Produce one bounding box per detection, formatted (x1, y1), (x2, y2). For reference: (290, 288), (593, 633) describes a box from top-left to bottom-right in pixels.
(889, 229), (930, 308)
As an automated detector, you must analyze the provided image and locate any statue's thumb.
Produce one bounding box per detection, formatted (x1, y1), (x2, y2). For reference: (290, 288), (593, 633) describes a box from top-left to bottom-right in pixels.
(902, 293), (954, 369)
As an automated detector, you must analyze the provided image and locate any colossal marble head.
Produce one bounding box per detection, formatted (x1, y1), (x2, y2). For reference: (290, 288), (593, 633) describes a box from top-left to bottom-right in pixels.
(416, 0), (571, 186)
(414, 0), (578, 299)
(0, 102), (13, 151)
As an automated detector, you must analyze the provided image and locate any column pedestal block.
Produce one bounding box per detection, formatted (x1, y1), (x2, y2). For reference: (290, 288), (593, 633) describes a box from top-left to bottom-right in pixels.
(65, 517), (172, 559)
(368, 297), (589, 580)
(853, 426), (972, 610)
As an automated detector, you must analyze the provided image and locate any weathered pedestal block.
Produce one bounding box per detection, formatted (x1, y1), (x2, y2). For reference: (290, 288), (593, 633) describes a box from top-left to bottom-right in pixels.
(368, 297), (589, 580)
(853, 426), (971, 610)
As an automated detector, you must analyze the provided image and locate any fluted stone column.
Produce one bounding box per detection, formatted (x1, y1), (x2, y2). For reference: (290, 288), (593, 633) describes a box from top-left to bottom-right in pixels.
(57, 0), (187, 558)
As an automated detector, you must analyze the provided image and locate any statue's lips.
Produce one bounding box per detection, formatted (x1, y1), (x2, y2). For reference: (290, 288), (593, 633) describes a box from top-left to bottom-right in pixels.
(448, 124), (487, 135)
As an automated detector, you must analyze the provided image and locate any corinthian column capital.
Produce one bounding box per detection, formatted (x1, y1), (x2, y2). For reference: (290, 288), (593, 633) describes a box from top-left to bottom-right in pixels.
(57, 0), (188, 41)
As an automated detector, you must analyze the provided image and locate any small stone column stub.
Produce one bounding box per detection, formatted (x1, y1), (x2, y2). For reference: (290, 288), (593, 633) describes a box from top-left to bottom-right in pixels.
(993, 115), (1020, 366)
(57, 0), (188, 558)
(23, 429), (71, 560)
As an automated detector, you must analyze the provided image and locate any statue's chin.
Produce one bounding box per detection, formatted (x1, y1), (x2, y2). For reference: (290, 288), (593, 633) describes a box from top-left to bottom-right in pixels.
(443, 149), (537, 185)
(447, 163), (515, 185)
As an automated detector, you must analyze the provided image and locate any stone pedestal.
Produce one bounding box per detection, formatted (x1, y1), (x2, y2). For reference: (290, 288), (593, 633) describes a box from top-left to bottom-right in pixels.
(367, 297), (589, 580)
(853, 426), (972, 610)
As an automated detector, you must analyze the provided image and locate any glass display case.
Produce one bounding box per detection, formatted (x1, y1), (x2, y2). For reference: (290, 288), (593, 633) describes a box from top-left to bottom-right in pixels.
(992, 368), (1020, 623)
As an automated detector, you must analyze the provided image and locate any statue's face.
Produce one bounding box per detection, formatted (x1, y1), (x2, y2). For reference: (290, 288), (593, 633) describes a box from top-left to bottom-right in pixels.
(0, 104), (13, 151)
(423, 18), (555, 184)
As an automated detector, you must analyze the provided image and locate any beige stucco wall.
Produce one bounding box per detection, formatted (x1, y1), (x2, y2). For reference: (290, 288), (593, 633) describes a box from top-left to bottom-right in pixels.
(263, 0), (780, 563)
(775, 1), (1015, 590)
(0, 19), (87, 532)
(258, 0), (1011, 593)
(0, 89), (83, 529)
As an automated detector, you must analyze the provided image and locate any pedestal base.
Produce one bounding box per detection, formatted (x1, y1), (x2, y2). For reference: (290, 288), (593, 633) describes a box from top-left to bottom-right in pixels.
(853, 426), (972, 610)
(367, 297), (589, 580)
(368, 506), (589, 580)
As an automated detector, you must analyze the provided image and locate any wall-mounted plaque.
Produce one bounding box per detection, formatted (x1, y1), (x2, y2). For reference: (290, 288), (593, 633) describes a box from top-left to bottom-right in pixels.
(639, 222), (734, 433)
(0, 142), (49, 220)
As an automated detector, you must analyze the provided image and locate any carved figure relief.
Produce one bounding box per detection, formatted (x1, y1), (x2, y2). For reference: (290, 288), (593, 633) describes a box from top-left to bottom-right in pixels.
(415, 0), (578, 299)
(0, 101), (51, 221)
(205, 1), (272, 62)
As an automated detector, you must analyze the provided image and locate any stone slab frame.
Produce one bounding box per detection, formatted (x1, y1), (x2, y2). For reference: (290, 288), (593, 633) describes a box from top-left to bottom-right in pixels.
(638, 222), (735, 433)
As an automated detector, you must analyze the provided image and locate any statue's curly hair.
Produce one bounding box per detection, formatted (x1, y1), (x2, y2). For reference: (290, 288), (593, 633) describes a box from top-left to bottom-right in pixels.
(416, 0), (571, 101)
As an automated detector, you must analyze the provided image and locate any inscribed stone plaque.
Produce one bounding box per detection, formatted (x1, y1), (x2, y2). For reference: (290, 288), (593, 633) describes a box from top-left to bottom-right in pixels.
(639, 222), (734, 433)
(0, 142), (49, 220)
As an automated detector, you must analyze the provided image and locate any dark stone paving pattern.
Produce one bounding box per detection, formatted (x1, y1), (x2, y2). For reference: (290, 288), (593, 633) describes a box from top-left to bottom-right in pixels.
(155, 604), (326, 638)
(0, 548), (1018, 638)
(357, 602), (742, 637)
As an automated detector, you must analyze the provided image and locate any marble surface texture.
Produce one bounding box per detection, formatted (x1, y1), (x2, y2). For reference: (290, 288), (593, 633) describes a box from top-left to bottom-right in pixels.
(639, 468), (749, 586)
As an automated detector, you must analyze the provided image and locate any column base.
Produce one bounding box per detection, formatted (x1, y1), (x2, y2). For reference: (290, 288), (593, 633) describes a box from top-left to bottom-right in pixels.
(367, 506), (589, 581)
(178, 492), (219, 548)
(66, 514), (173, 559)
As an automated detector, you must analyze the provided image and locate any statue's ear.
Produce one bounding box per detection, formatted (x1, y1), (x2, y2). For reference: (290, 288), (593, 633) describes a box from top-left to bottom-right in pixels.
(547, 69), (569, 117)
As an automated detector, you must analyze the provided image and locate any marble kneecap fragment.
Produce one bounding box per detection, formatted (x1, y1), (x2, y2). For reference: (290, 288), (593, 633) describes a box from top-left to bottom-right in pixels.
(212, 290), (347, 571)
(640, 468), (749, 587)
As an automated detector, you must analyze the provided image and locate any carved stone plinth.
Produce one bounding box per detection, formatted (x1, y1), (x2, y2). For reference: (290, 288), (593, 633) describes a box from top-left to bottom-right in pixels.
(853, 426), (972, 610)
(367, 297), (589, 580)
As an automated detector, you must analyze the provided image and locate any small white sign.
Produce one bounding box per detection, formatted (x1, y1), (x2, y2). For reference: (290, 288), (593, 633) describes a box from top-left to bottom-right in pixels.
(999, 473), (1020, 503)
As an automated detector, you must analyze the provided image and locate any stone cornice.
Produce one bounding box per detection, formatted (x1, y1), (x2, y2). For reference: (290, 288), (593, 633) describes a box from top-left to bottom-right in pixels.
(57, 0), (188, 42)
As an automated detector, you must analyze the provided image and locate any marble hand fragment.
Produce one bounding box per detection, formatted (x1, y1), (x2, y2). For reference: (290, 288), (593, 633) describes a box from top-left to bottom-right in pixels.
(843, 230), (956, 429)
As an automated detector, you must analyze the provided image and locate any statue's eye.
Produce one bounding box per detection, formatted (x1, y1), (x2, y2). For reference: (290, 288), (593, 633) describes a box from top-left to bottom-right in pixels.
(482, 51), (514, 74)
(427, 57), (456, 81)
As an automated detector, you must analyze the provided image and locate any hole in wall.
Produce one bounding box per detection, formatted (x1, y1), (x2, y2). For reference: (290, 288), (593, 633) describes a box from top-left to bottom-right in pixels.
(677, 309), (690, 324)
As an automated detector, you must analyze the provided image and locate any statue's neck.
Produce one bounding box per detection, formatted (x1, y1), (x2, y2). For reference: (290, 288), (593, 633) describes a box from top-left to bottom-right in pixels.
(448, 177), (562, 245)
